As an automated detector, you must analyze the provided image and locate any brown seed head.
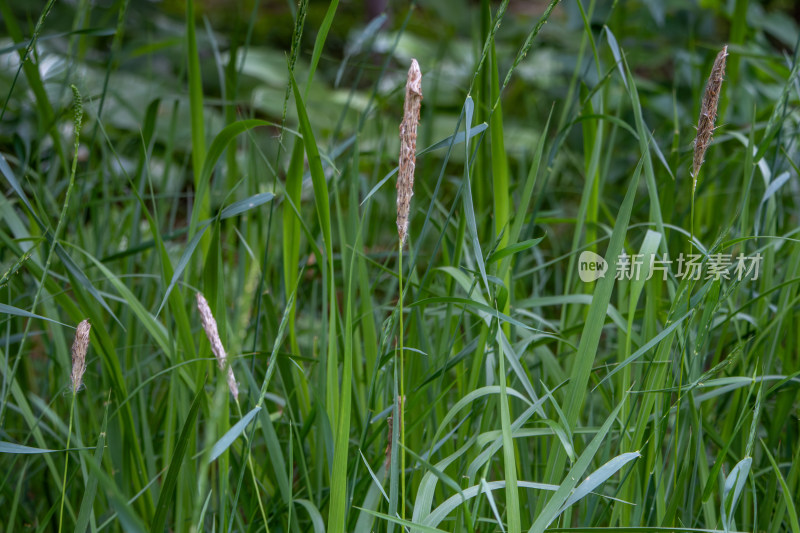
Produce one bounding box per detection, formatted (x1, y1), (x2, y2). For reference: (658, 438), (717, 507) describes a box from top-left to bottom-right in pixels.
(70, 319), (91, 393)
(692, 45), (728, 188)
(196, 293), (239, 400)
(397, 59), (422, 247)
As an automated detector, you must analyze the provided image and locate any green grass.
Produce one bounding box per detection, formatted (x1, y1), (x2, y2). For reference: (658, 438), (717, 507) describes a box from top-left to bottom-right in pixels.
(1, 0), (800, 531)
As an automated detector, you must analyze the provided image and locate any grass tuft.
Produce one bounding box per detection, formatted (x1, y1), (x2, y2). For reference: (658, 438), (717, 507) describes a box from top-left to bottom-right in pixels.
(1, 2), (799, 532)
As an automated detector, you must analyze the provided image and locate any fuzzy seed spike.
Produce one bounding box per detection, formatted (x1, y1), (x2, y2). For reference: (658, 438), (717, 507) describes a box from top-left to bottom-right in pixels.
(397, 59), (422, 247)
(196, 292), (239, 400)
(70, 319), (91, 393)
(692, 45), (728, 188)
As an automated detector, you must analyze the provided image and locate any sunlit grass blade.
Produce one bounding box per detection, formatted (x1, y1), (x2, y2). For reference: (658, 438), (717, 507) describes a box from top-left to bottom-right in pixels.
(532, 395), (630, 533)
(543, 153), (646, 492)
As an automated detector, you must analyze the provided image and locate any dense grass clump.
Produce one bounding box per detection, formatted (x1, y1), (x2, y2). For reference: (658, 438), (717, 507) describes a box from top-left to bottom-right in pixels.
(1, 1), (799, 531)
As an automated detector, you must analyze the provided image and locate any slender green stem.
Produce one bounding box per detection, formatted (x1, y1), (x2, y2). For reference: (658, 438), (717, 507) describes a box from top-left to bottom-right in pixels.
(58, 391), (77, 533)
(690, 178), (697, 257)
(677, 172), (698, 502)
(0, 86), (83, 427)
(234, 398), (270, 531)
(398, 243), (406, 522)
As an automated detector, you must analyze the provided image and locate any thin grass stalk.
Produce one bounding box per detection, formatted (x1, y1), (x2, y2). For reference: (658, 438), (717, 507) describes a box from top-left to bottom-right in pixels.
(234, 399), (271, 533)
(384, 396), (396, 473)
(680, 46), (728, 498)
(396, 58), (421, 522)
(195, 292), (270, 529)
(398, 246), (406, 520)
(59, 318), (90, 532)
(0, 85), (85, 429)
(52, 86), (85, 533)
(0, 0), (57, 123)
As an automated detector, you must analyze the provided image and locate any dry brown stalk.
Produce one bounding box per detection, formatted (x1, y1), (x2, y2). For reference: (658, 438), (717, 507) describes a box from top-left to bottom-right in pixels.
(384, 395), (405, 472)
(70, 319), (91, 393)
(196, 293), (239, 400)
(384, 411), (394, 472)
(397, 59), (422, 246)
(692, 45), (728, 189)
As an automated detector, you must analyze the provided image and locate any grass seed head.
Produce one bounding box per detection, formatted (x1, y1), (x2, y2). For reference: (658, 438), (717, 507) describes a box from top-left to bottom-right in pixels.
(196, 292), (239, 400)
(692, 45), (728, 188)
(70, 319), (91, 393)
(397, 59), (422, 247)
(70, 84), (83, 136)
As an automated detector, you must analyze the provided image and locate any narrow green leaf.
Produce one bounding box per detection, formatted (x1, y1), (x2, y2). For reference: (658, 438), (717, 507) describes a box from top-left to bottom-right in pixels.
(219, 192), (275, 220)
(209, 406), (262, 462)
(305, 0), (339, 96)
(189, 119), (274, 236)
(487, 237), (545, 265)
(531, 395), (629, 533)
(362, 124), (489, 207)
(425, 480), (559, 528)
(186, 0), (206, 184)
(761, 439), (800, 533)
(721, 457), (751, 533)
(461, 96), (489, 293)
(0, 442), (56, 454)
(75, 401), (111, 533)
(559, 451), (641, 511)
(497, 333), (520, 533)
(543, 154), (646, 489)
(295, 499), (326, 533)
(151, 383), (204, 532)
(0, 303), (73, 328)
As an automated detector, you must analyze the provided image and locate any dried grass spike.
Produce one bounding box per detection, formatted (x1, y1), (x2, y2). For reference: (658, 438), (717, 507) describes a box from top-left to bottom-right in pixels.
(692, 45), (728, 188)
(384, 413), (394, 472)
(397, 59), (422, 246)
(384, 395), (405, 472)
(196, 293), (239, 400)
(70, 319), (91, 393)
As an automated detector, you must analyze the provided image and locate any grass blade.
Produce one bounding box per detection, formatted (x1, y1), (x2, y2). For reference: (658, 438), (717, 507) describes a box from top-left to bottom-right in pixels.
(209, 406), (262, 462)
(151, 383), (204, 532)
